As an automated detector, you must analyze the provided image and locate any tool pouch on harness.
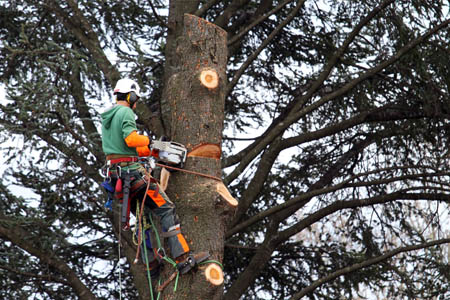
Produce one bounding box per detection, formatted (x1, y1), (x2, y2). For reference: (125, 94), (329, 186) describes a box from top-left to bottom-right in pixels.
(101, 180), (115, 211)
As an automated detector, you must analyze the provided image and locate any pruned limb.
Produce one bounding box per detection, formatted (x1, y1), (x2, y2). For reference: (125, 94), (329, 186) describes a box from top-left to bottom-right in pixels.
(217, 181), (238, 206)
(158, 263), (224, 293)
(199, 68), (219, 89)
(204, 263), (224, 286)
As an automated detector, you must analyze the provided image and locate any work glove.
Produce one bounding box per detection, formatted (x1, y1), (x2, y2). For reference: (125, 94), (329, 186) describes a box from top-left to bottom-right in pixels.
(136, 146), (150, 157)
(125, 131), (150, 147)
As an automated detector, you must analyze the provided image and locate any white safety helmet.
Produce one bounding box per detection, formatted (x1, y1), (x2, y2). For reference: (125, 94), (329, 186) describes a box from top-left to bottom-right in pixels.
(113, 78), (141, 97)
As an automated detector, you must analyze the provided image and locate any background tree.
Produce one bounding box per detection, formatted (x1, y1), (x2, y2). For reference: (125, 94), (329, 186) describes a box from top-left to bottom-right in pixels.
(1, 1), (449, 300)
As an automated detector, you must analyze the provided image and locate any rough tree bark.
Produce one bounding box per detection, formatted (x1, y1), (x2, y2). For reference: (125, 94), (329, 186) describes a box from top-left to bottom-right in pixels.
(158, 14), (229, 300)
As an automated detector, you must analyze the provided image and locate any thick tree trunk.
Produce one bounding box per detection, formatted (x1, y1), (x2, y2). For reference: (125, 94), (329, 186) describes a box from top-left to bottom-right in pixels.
(159, 14), (228, 300)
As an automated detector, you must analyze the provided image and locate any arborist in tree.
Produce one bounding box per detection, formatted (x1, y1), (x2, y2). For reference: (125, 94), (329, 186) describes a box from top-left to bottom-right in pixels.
(100, 78), (205, 279)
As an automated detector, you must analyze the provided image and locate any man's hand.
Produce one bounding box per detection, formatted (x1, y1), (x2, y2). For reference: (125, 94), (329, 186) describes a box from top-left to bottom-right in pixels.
(136, 146), (150, 157)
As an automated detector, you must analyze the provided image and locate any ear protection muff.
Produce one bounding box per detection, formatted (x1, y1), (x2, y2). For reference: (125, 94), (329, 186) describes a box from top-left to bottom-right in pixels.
(127, 91), (138, 104)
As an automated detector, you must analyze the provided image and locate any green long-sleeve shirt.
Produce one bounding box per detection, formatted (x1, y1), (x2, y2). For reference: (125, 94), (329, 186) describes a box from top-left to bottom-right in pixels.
(101, 105), (138, 157)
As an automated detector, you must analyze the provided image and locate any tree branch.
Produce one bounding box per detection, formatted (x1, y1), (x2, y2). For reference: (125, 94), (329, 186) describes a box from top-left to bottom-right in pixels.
(45, 0), (119, 85)
(279, 104), (434, 150)
(0, 264), (67, 284)
(223, 0), (396, 171)
(229, 136), (282, 227)
(223, 221), (281, 300)
(223, 13), (449, 182)
(277, 191), (450, 244)
(227, 164), (449, 239)
(68, 44), (103, 158)
(214, 0), (251, 29)
(224, 190), (449, 300)
(147, 0), (169, 28)
(0, 212), (98, 300)
(226, 0), (307, 97)
(194, 0), (220, 17)
(290, 238), (450, 300)
(227, 0), (294, 46)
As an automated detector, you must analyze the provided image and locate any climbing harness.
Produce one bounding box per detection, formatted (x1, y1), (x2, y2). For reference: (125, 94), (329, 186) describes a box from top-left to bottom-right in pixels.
(100, 154), (224, 298)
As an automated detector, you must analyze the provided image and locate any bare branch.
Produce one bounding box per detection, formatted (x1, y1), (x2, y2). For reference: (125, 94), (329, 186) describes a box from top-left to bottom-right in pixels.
(227, 173), (450, 239)
(148, 0), (169, 28)
(227, 0), (294, 46)
(194, 0), (221, 17)
(290, 238), (450, 300)
(0, 212), (98, 300)
(277, 191), (450, 243)
(226, 0), (307, 97)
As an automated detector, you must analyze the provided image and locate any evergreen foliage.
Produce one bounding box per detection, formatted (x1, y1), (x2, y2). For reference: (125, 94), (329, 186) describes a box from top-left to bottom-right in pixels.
(1, 1), (449, 299)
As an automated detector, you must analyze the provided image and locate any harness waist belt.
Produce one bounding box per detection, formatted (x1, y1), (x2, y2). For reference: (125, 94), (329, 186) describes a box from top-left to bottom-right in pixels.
(107, 157), (139, 165)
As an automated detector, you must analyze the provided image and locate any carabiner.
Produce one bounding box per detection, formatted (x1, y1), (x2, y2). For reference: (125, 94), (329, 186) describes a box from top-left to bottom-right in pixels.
(99, 165), (109, 179)
(156, 247), (167, 259)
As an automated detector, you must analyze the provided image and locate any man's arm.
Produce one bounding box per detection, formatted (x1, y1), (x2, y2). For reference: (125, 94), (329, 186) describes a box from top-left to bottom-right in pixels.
(125, 131), (150, 156)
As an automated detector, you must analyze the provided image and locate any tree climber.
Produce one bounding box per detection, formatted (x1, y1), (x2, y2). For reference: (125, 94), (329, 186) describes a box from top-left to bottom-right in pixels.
(100, 78), (194, 278)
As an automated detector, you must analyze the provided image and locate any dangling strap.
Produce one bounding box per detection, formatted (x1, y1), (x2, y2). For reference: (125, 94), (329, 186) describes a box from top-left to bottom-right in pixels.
(160, 226), (181, 238)
(134, 167), (152, 263)
(121, 173), (132, 230)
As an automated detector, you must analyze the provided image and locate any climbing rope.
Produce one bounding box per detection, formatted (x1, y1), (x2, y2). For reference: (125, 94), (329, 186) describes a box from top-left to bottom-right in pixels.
(135, 165), (162, 299)
(141, 220), (157, 300)
(118, 202), (123, 300)
(116, 159), (225, 298)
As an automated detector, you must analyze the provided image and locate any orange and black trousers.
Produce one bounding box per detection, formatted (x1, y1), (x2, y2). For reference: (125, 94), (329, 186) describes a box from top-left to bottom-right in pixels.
(111, 166), (190, 259)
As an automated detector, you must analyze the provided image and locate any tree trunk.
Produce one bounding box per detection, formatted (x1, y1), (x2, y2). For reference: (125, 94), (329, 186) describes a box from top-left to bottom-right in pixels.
(159, 14), (228, 300)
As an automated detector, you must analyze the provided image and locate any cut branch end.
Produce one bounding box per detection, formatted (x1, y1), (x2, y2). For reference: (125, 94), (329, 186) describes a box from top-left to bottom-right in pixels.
(204, 263), (224, 286)
(199, 69), (219, 89)
(216, 181), (238, 206)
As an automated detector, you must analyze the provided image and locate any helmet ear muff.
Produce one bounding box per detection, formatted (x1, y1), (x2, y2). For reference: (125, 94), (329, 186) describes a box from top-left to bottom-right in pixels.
(127, 91), (138, 104)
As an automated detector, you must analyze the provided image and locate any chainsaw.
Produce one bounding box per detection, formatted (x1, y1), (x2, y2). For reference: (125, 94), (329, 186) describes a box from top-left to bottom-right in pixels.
(150, 139), (187, 168)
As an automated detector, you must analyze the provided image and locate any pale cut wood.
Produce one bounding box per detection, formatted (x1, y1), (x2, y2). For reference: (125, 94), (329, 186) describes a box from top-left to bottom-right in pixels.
(199, 68), (219, 89)
(187, 143), (221, 159)
(216, 181), (238, 206)
(160, 167), (170, 191)
(204, 263), (224, 286)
